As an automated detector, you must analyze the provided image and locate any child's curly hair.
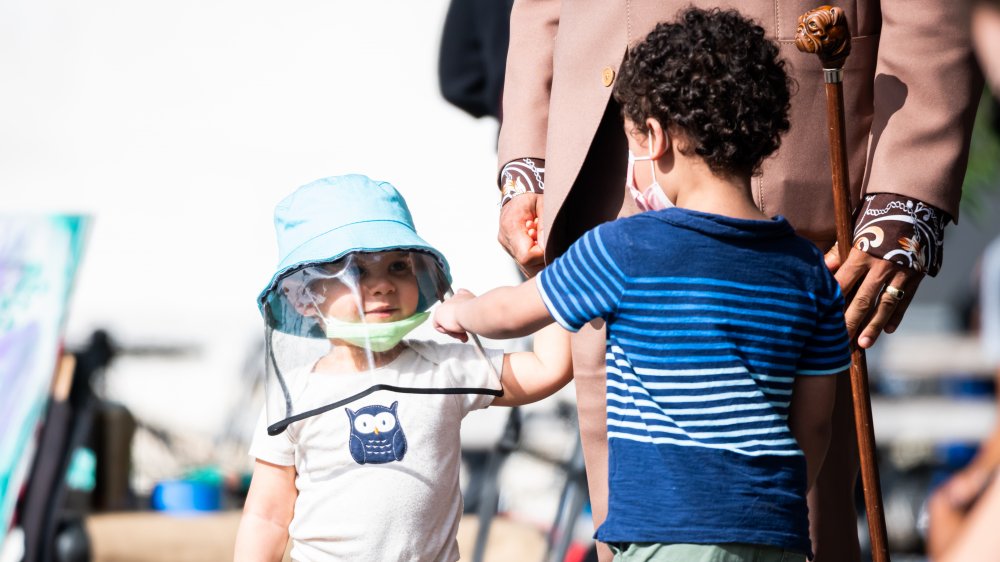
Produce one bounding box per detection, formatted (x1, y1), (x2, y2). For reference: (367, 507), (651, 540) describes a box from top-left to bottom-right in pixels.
(613, 8), (793, 176)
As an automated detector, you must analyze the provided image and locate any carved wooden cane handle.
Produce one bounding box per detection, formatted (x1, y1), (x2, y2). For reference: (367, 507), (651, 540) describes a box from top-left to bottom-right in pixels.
(794, 5), (852, 69)
(794, 4), (855, 259)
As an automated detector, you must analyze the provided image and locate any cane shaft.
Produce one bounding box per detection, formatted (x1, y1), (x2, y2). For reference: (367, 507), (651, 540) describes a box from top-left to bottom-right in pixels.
(796, 5), (891, 560)
(825, 61), (892, 562)
(850, 351), (891, 561)
(824, 81), (854, 264)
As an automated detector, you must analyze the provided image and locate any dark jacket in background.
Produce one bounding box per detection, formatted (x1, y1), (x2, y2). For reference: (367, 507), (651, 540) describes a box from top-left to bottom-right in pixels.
(438, 0), (514, 120)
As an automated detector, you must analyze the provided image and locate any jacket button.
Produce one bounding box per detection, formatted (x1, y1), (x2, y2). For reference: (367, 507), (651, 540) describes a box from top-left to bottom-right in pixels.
(602, 67), (616, 87)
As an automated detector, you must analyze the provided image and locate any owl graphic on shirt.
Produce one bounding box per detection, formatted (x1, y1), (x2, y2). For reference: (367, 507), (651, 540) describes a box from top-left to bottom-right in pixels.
(345, 401), (407, 464)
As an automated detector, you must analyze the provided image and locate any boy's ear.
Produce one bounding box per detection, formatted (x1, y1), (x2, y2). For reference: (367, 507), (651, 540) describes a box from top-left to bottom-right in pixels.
(644, 118), (670, 159)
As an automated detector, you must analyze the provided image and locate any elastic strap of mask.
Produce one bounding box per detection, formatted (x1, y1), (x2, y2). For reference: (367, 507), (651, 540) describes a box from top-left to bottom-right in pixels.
(647, 140), (657, 181)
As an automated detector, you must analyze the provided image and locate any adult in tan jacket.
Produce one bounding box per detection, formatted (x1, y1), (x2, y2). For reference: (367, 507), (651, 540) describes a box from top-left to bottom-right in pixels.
(495, 2), (981, 561)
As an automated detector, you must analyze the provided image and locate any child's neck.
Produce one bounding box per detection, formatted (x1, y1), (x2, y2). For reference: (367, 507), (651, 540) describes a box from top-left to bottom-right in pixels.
(666, 156), (768, 221)
(314, 341), (405, 373)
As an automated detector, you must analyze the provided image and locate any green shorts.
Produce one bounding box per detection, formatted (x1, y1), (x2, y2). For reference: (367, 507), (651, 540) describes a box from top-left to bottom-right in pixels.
(607, 542), (807, 562)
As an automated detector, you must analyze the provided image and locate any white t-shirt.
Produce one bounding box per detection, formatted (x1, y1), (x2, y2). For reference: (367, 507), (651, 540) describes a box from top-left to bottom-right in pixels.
(250, 340), (504, 562)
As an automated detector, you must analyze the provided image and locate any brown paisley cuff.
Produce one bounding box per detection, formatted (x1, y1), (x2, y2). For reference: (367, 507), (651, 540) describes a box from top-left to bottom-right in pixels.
(499, 158), (545, 207)
(853, 193), (952, 277)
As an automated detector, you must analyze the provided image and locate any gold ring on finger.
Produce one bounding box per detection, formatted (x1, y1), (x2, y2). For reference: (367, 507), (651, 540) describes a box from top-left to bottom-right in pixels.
(884, 285), (905, 302)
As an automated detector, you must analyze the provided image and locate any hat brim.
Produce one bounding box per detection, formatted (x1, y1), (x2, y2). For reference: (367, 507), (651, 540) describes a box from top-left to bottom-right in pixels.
(257, 219), (451, 314)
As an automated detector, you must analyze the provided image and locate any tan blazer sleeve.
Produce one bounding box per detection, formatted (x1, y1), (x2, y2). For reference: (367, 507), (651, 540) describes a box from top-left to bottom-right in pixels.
(496, 0), (561, 175)
(863, 0), (983, 220)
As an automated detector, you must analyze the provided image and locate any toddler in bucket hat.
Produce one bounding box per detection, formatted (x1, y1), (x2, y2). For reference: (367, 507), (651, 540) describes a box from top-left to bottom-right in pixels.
(236, 174), (574, 562)
(258, 174), (451, 339)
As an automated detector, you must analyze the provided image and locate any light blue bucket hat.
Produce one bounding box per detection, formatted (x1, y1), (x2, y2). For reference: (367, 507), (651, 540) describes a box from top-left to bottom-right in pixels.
(258, 174), (451, 335)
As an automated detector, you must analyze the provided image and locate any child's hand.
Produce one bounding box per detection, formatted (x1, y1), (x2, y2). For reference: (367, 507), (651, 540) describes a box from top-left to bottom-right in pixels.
(526, 217), (540, 247)
(433, 289), (476, 342)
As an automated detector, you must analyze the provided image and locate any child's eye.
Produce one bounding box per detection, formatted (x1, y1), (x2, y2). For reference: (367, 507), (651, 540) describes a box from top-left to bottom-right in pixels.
(389, 260), (412, 273)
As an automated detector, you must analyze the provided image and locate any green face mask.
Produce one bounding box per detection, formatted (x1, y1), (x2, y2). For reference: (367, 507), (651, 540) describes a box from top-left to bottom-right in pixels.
(323, 311), (430, 352)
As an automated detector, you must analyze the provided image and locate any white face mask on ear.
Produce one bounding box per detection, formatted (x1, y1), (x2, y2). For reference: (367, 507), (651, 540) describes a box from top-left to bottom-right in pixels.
(626, 135), (674, 211)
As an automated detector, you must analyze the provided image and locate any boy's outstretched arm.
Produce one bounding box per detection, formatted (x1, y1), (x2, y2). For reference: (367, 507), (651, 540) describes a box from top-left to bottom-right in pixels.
(434, 278), (573, 406)
(434, 277), (553, 340)
(234, 459), (296, 561)
(788, 372), (841, 490)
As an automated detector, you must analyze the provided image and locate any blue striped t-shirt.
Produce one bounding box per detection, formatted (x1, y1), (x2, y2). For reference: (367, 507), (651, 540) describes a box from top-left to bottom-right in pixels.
(537, 208), (851, 555)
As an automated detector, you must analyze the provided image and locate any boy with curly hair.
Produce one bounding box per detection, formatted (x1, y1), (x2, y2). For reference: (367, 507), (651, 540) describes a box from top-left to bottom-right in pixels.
(435, 8), (850, 561)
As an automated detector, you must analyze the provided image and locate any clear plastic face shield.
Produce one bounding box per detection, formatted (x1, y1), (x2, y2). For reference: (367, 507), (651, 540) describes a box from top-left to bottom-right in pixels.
(261, 250), (501, 435)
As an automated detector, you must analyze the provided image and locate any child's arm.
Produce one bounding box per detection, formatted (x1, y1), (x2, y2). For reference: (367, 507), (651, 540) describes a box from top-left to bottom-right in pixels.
(787, 372), (841, 490)
(434, 277), (553, 340)
(493, 322), (573, 406)
(434, 277), (572, 406)
(234, 459), (297, 562)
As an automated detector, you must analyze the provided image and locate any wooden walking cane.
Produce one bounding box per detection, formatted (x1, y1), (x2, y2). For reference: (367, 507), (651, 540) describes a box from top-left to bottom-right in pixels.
(794, 6), (891, 562)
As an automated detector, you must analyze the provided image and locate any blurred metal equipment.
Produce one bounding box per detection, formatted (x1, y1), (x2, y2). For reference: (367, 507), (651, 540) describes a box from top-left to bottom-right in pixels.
(466, 399), (594, 562)
(544, 436), (588, 562)
(470, 407), (521, 562)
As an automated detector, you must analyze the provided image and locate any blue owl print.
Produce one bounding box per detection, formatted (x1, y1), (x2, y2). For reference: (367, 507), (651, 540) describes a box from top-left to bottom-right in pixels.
(345, 401), (407, 465)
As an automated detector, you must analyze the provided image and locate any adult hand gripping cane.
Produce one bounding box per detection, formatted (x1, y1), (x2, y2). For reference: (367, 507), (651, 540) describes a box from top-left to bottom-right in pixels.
(795, 7), (892, 562)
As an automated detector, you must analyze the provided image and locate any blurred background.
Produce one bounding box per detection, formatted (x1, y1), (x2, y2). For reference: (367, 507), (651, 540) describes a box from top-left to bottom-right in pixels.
(1, 0), (998, 560)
